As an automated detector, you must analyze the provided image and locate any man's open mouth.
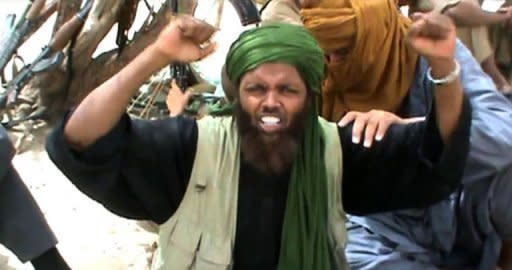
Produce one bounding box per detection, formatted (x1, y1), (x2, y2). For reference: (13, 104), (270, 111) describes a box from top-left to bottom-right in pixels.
(259, 115), (284, 133)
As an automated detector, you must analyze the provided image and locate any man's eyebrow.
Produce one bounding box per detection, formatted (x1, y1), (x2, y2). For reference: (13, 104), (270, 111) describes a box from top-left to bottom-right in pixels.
(277, 82), (302, 89)
(241, 75), (304, 88)
(242, 81), (266, 87)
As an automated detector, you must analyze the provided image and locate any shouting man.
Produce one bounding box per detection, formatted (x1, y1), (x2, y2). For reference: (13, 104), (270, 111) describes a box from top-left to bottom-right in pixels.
(46, 15), (470, 269)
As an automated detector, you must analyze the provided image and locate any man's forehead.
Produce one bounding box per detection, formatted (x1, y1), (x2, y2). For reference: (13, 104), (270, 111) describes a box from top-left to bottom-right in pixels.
(241, 63), (304, 83)
(244, 62), (300, 76)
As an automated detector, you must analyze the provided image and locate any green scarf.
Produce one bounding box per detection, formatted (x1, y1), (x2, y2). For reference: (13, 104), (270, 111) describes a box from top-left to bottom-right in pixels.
(224, 23), (334, 270)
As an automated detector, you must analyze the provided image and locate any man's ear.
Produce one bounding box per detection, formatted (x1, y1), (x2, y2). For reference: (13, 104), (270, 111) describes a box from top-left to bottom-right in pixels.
(221, 64), (238, 102)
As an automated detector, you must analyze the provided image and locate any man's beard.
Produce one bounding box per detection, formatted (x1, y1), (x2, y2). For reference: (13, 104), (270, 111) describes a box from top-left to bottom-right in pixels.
(235, 102), (309, 175)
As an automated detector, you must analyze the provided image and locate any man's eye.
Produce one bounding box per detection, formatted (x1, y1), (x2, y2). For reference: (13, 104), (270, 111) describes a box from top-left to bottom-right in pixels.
(282, 87), (298, 94)
(245, 85), (266, 92)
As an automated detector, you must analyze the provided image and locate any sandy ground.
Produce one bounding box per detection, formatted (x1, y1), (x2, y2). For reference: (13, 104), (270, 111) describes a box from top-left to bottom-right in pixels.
(0, 1), (249, 269)
(0, 1), (162, 268)
(0, 127), (158, 270)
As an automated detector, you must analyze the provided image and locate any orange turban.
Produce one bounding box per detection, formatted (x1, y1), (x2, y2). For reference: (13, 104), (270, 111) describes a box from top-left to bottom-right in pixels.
(301, 0), (418, 121)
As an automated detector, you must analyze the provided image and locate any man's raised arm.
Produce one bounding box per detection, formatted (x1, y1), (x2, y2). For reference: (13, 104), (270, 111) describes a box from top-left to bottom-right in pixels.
(340, 13), (472, 214)
(64, 15), (216, 150)
(407, 12), (465, 143)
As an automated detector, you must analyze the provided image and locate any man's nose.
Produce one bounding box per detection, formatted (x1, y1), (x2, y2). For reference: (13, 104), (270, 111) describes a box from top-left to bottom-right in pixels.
(262, 91), (280, 108)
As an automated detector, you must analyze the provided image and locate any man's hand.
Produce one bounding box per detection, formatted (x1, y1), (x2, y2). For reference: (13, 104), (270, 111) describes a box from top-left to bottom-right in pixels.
(338, 110), (424, 148)
(167, 79), (193, 117)
(407, 12), (456, 61)
(153, 15), (217, 63)
(407, 12), (465, 145)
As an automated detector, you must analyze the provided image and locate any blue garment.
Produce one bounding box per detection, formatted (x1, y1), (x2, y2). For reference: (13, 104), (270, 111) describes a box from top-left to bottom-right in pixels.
(346, 40), (512, 270)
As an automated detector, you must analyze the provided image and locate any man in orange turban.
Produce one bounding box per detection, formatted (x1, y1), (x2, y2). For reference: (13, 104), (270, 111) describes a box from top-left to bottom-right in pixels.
(262, 0), (418, 121)
(261, 0), (512, 269)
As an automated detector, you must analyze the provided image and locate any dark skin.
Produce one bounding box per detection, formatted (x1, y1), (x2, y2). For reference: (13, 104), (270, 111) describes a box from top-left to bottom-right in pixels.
(262, 3), (507, 268)
(346, 9), (510, 270)
(238, 63), (307, 140)
(62, 14), (464, 269)
(499, 241), (512, 270)
(236, 63), (309, 174)
(166, 63), (309, 175)
(338, 13), (462, 147)
(166, 79), (193, 117)
(63, 15), (217, 149)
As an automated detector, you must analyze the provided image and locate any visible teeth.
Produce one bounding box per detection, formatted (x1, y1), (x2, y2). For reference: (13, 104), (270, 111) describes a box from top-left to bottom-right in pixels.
(261, 116), (280, 124)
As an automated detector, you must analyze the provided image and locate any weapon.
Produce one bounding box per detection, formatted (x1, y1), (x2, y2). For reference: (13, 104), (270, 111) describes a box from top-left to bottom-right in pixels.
(165, 0), (260, 92)
(116, 0), (140, 54)
(0, 15), (16, 82)
(228, 0), (261, 26)
(167, 0), (196, 92)
(0, 0), (94, 110)
(169, 63), (199, 91)
(0, 15), (16, 39)
(0, 0), (46, 73)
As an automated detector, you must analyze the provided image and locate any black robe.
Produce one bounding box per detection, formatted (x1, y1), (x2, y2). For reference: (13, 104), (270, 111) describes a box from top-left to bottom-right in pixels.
(46, 96), (472, 269)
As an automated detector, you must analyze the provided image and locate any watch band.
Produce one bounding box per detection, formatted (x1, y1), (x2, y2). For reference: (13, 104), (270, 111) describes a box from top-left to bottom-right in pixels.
(426, 60), (461, 86)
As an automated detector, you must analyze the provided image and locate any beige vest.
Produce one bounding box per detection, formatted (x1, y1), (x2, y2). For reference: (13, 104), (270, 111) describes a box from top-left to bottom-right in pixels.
(151, 116), (348, 270)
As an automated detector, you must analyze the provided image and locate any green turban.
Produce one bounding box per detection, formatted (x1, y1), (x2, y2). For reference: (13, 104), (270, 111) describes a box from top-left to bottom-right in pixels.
(223, 22), (325, 99)
(224, 23), (335, 270)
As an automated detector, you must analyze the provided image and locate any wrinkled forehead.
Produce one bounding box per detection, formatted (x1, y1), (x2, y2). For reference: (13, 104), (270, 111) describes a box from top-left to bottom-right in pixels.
(221, 62), (309, 100)
(239, 62), (306, 86)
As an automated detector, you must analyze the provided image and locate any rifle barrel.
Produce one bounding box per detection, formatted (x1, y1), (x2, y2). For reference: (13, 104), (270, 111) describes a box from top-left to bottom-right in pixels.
(0, 0), (46, 73)
(0, 27), (24, 72)
(0, 0), (94, 108)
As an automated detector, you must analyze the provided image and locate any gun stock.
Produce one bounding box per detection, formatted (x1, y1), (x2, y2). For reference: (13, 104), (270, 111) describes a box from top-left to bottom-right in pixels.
(0, 0), (93, 109)
(167, 0), (191, 92)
